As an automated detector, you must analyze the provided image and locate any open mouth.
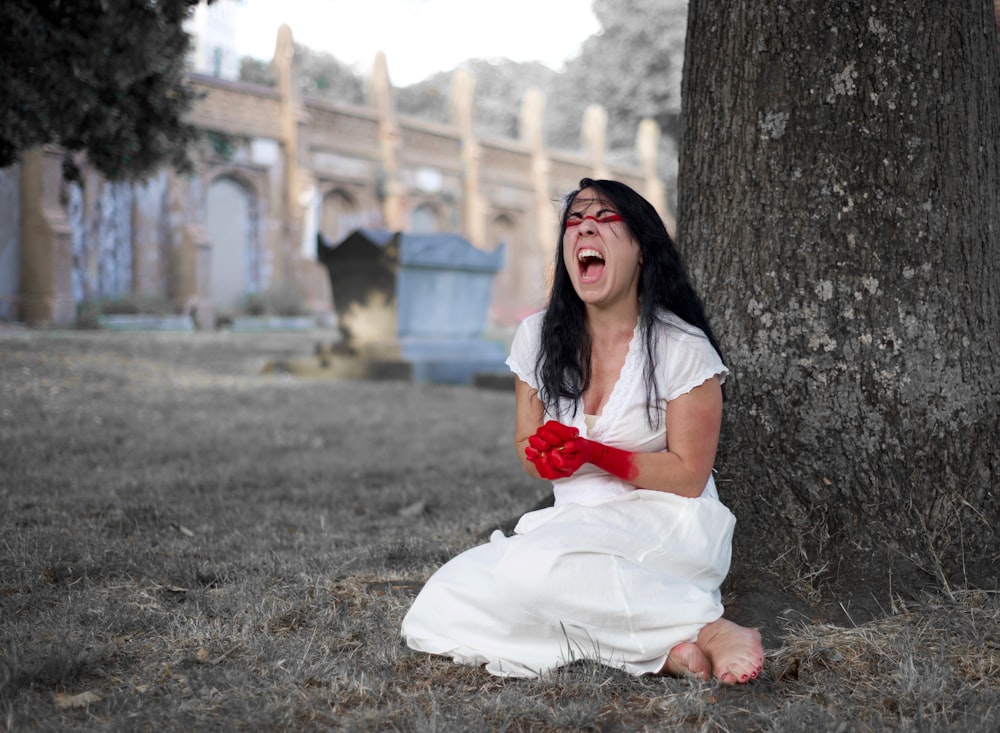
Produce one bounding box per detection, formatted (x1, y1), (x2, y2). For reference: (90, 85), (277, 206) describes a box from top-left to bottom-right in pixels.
(577, 248), (606, 281)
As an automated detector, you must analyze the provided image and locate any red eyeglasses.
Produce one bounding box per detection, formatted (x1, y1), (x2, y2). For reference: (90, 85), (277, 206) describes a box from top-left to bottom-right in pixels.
(565, 213), (624, 228)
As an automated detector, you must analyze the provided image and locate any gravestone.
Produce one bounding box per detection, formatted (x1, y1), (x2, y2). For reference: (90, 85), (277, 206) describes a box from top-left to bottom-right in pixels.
(319, 228), (400, 354)
(314, 228), (508, 384)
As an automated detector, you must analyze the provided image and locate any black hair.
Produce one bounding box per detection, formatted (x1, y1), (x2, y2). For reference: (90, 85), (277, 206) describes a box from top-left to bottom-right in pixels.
(535, 178), (724, 427)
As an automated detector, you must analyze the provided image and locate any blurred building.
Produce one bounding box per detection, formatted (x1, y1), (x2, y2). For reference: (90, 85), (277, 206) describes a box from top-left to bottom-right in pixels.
(0, 24), (665, 331)
(186, 0), (241, 80)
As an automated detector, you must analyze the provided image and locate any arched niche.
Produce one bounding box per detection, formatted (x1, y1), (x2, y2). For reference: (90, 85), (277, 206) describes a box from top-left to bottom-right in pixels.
(319, 188), (361, 245)
(206, 174), (258, 315)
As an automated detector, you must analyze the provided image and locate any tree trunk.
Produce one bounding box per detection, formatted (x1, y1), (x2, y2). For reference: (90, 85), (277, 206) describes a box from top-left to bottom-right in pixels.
(678, 0), (1000, 599)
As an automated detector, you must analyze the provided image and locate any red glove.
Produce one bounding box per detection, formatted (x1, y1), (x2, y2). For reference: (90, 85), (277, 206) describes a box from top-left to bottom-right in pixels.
(525, 420), (578, 479)
(525, 420), (639, 482)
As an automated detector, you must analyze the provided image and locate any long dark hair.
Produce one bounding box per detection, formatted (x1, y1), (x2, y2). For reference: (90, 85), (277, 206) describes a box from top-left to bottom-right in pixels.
(536, 178), (724, 426)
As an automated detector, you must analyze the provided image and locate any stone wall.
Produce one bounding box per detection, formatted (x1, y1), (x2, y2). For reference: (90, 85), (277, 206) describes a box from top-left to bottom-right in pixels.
(1, 26), (665, 329)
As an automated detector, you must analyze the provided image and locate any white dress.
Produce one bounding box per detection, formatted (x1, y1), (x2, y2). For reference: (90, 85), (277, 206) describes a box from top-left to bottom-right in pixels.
(401, 310), (735, 678)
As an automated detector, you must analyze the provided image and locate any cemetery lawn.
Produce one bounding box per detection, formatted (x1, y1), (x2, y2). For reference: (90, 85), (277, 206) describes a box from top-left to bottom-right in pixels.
(1, 329), (998, 731)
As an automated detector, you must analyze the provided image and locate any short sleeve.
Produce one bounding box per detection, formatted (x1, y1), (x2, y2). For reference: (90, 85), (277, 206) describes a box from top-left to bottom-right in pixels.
(657, 316), (729, 403)
(505, 311), (544, 389)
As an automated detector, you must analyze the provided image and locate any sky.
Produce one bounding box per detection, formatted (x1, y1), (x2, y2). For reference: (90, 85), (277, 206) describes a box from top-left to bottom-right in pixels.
(233, 0), (600, 87)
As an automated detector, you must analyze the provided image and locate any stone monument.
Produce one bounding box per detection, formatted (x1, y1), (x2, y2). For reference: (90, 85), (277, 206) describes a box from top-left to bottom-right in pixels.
(292, 228), (508, 384)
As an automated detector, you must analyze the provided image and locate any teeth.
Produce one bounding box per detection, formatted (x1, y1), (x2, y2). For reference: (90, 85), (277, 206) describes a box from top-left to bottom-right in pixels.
(578, 249), (604, 262)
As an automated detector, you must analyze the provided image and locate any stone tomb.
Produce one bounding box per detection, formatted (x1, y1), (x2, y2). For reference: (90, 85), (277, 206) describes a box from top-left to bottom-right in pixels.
(304, 228), (508, 384)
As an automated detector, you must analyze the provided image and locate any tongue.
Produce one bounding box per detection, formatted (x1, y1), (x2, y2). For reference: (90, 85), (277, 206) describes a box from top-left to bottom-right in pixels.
(581, 258), (606, 282)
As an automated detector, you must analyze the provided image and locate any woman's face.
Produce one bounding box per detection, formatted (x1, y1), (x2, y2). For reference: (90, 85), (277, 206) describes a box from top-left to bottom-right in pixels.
(562, 188), (643, 310)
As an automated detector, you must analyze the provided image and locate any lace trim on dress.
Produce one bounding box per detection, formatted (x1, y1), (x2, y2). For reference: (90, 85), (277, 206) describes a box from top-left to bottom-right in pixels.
(588, 319), (645, 437)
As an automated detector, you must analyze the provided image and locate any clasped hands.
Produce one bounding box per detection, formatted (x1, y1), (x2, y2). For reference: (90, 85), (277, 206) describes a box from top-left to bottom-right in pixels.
(525, 420), (636, 481)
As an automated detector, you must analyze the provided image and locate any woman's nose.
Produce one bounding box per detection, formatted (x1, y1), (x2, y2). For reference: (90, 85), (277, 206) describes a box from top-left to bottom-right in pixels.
(578, 216), (598, 234)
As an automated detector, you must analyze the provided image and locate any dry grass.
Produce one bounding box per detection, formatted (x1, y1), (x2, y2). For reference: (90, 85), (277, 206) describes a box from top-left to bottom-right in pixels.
(1, 329), (998, 731)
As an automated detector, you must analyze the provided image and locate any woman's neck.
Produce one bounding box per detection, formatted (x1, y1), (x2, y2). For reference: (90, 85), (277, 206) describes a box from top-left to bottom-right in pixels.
(585, 301), (640, 342)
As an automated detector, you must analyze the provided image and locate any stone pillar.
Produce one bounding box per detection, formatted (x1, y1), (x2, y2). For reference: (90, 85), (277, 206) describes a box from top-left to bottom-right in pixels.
(19, 148), (74, 325)
(272, 24), (331, 322)
(582, 104), (609, 180)
(636, 118), (673, 231)
(164, 168), (207, 322)
(274, 24), (305, 279)
(369, 51), (403, 231)
(451, 68), (486, 248)
(521, 88), (557, 288)
(293, 175), (334, 322)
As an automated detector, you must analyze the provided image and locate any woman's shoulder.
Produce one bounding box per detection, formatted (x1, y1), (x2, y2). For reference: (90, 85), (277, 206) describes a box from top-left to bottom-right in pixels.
(649, 309), (727, 398)
(653, 309), (712, 344)
(651, 309), (726, 367)
(514, 310), (545, 340)
(521, 309), (546, 328)
(512, 309), (546, 342)
(507, 310), (546, 381)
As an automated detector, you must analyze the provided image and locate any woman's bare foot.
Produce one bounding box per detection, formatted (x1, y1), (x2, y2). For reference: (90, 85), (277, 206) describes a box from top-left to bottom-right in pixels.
(696, 618), (764, 684)
(659, 641), (711, 681)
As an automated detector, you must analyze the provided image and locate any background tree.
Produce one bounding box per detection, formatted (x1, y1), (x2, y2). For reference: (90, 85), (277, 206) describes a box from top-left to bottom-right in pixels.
(0, 0), (210, 181)
(239, 55), (278, 88)
(678, 0), (1000, 602)
(549, 0), (687, 146)
(240, 44), (365, 106)
(547, 0), (688, 192)
(292, 44), (365, 105)
(233, 1), (691, 193)
(397, 59), (557, 139)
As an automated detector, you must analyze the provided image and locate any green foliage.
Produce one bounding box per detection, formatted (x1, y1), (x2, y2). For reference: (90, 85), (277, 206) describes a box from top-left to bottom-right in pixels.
(239, 43), (365, 106)
(396, 73), (451, 126)
(0, 0), (207, 181)
(294, 43), (365, 105)
(469, 59), (560, 140)
(238, 55), (276, 87)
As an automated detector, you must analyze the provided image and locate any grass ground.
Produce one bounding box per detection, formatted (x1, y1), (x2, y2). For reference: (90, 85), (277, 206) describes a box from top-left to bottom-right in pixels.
(1, 329), (998, 731)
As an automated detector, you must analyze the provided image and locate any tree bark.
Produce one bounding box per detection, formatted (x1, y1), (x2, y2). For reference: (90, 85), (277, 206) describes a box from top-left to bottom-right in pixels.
(678, 0), (1000, 596)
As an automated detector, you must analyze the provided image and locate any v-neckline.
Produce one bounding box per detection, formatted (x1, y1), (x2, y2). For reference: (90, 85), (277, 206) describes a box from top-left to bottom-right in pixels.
(585, 319), (642, 435)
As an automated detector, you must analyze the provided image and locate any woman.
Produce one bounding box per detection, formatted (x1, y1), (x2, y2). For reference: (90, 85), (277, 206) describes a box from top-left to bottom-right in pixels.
(402, 179), (763, 683)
